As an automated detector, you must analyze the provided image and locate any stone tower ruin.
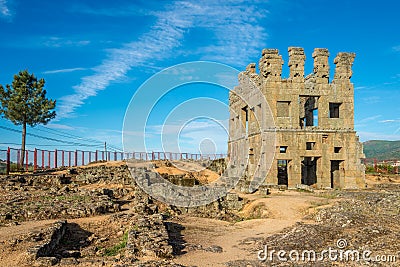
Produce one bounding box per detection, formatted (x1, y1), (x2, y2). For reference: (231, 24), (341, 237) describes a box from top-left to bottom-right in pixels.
(228, 47), (365, 190)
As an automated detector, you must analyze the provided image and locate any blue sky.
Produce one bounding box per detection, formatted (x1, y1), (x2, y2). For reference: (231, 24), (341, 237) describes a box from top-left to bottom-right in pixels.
(0, 0), (399, 154)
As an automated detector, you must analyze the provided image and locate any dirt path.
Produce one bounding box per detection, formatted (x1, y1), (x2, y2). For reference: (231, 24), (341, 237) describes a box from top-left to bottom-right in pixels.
(173, 191), (329, 267)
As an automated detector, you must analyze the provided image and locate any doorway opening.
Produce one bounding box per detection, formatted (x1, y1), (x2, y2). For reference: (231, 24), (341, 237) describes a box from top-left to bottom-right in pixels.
(301, 157), (318, 185)
(277, 160), (288, 186)
(330, 160), (343, 188)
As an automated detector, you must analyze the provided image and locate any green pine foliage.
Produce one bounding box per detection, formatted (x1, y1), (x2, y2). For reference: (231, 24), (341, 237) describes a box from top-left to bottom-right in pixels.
(0, 70), (56, 126)
(0, 70), (56, 167)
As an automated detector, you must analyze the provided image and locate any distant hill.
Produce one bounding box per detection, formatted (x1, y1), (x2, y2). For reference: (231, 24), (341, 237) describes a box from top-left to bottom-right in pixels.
(363, 140), (400, 160)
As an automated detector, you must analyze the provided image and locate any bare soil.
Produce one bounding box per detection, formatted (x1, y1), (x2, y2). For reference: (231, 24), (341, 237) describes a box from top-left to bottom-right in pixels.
(0, 164), (399, 267)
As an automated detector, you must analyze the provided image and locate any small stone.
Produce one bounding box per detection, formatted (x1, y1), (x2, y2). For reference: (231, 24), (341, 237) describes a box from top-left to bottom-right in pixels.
(34, 256), (59, 266)
(98, 237), (108, 243)
(59, 258), (79, 265)
(205, 245), (223, 253)
(116, 231), (124, 237)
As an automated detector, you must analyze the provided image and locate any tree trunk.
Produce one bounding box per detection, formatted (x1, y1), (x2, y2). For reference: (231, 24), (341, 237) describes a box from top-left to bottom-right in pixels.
(20, 122), (26, 170)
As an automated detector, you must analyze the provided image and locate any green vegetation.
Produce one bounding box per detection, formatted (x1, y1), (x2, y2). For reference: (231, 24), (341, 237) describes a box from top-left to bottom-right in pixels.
(365, 165), (375, 173)
(0, 70), (56, 167)
(103, 231), (129, 257)
(363, 140), (400, 160)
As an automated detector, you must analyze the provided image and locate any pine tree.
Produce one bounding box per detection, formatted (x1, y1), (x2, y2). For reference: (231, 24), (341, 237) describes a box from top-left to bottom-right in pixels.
(0, 70), (56, 169)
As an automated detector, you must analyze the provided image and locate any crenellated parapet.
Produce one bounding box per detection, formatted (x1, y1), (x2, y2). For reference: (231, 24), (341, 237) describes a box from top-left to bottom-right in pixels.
(253, 47), (355, 86)
(312, 48), (330, 83)
(333, 52), (356, 82)
(288, 47), (305, 81)
(259, 49), (283, 81)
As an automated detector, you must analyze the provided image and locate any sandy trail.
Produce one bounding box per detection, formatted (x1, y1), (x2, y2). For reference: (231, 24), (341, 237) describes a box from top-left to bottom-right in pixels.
(173, 191), (327, 266)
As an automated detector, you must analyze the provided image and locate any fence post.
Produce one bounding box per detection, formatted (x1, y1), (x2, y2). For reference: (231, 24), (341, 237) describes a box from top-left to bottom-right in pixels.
(89, 152), (91, 164)
(6, 147), (10, 175)
(82, 151), (85, 166)
(34, 149), (37, 171)
(55, 149), (58, 168)
(75, 150), (78, 166)
(62, 150), (65, 167)
(47, 151), (50, 169)
(95, 150), (98, 162)
(42, 150), (44, 169)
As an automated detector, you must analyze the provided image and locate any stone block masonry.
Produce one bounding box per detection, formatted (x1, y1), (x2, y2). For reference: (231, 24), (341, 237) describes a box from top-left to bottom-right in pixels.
(229, 47), (365, 190)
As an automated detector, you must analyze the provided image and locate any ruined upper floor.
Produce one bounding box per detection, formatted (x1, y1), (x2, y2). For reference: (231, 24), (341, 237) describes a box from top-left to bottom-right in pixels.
(229, 47), (357, 133)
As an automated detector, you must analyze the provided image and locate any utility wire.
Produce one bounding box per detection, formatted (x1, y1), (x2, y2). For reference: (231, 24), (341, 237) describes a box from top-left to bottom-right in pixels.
(1, 124), (125, 152)
(0, 125), (103, 147)
(38, 126), (124, 151)
(38, 125), (105, 145)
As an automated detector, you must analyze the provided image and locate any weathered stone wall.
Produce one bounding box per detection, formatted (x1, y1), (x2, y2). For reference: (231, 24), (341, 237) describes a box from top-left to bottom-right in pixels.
(74, 164), (244, 220)
(126, 214), (173, 259)
(27, 220), (67, 265)
(229, 47), (365, 190)
(0, 174), (119, 225)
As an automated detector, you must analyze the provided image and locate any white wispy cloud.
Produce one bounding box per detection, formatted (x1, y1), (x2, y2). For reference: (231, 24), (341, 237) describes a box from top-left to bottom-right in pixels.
(0, 0), (11, 19)
(358, 131), (400, 142)
(42, 37), (90, 48)
(69, 3), (148, 17)
(358, 115), (382, 123)
(354, 86), (367, 90)
(44, 123), (75, 130)
(43, 67), (87, 74)
(393, 45), (400, 52)
(58, 0), (268, 118)
(355, 115), (382, 128)
(362, 96), (381, 104)
(379, 119), (400, 124)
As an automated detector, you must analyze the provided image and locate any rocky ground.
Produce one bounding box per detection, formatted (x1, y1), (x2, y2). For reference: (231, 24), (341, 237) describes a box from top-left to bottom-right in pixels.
(0, 161), (399, 266)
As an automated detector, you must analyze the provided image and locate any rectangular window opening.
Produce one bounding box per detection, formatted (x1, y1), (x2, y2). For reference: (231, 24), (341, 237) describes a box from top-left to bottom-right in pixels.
(299, 96), (319, 127)
(322, 134), (328, 144)
(313, 109), (318, 126)
(306, 142), (315, 150)
(279, 146), (288, 153)
(329, 103), (341, 118)
(334, 147), (342, 153)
